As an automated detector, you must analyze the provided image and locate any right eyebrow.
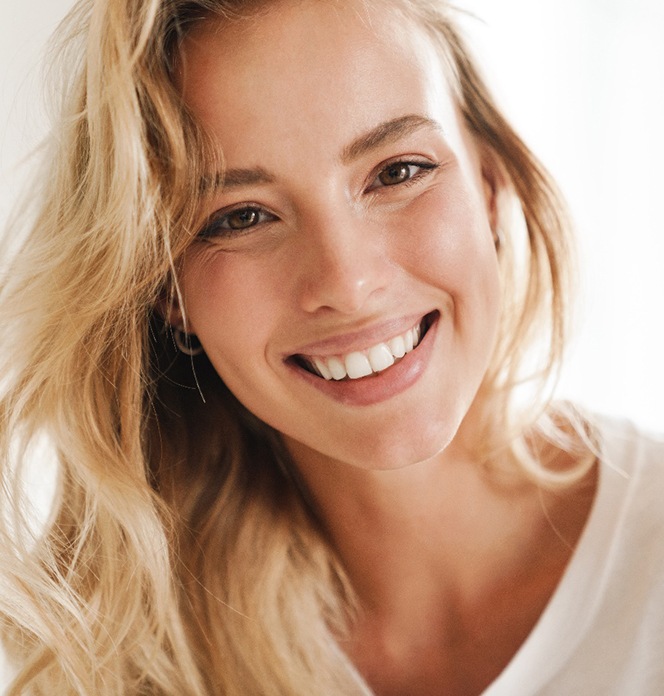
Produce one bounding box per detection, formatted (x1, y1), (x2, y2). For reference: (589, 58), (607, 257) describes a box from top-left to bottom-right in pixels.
(199, 166), (276, 194)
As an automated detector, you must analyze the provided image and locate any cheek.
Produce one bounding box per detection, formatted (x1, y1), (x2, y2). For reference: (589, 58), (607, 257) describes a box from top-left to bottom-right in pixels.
(180, 251), (283, 366)
(395, 185), (500, 303)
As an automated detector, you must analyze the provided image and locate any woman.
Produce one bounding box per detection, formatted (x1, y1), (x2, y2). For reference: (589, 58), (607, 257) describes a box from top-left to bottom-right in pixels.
(1, 0), (662, 694)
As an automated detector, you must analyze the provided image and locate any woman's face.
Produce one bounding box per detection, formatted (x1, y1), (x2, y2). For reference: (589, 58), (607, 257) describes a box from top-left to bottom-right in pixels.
(175, 0), (501, 470)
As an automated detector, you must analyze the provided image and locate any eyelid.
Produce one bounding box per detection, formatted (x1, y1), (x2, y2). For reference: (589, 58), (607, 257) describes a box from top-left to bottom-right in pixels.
(197, 203), (278, 239)
(366, 156), (440, 192)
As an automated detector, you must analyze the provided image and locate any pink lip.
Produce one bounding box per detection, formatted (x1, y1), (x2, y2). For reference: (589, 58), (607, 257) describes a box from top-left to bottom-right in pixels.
(286, 312), (439, 407)
(288, 312), (429, 358)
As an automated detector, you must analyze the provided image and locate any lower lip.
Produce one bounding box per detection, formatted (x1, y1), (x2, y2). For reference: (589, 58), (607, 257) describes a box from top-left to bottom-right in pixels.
(287, 314), (439, 407)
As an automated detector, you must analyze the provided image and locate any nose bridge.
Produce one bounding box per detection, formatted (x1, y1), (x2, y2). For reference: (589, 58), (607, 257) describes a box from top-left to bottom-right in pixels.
(295, 202), (391, 315)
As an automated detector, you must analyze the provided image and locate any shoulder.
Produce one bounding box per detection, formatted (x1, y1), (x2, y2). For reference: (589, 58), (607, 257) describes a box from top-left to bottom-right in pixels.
(583, 413), (664, 553)
(538, 413), (664, 694)
(591, 413), (664, 504)
(593, 412), (664, 460)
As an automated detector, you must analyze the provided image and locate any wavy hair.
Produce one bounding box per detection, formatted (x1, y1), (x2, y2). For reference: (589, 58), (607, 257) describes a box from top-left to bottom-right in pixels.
(0, 0), (592, 693)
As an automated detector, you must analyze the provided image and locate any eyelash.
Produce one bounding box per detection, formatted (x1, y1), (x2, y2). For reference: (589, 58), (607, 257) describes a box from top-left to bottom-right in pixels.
(367, 158), (440, 191)
(197, 158), (440, 239)
(199, 206), (277, 238)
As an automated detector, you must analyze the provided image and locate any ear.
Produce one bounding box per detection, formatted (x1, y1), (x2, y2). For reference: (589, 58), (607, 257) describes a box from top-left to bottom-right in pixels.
(154, 281), (185, 330)
(480, 153), (505, 235)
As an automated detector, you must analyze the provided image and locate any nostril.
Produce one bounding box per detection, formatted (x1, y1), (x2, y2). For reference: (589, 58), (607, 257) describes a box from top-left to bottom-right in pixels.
(294, 229), (392, 315)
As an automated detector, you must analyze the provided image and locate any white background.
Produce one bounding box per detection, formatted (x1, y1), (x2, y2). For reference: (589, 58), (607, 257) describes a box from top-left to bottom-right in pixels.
(1, 0), (663, 436)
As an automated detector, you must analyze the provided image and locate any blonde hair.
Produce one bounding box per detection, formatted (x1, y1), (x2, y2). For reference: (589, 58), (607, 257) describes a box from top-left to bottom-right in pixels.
(0, 0), (592, 693)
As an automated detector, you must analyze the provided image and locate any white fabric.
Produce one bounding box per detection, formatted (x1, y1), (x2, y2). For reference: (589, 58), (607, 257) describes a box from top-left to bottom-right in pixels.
(484, 416), (664, 695)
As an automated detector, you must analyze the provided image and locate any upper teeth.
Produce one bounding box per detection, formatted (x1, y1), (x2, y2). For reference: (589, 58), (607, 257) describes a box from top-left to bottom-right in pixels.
(306, 322), (422, 381)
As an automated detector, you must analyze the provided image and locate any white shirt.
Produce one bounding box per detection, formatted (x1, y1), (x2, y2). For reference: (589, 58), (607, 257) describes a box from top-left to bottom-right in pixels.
(485, 416), (664, 695)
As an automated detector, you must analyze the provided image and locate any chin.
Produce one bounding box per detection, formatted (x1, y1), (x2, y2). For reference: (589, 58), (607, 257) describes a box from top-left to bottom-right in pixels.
(343, 418), (460, 472)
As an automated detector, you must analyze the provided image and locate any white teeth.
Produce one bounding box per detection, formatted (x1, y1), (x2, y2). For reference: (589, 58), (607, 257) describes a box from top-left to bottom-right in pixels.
(302, 318), (427, 381)
(388, 335), (406, 359)
(368, 343), (395, 372)
(404, 329), (414, 352)
(327, 356), (347, 380)
(345, 352), (373, 379)
(312, 357), (333, 380)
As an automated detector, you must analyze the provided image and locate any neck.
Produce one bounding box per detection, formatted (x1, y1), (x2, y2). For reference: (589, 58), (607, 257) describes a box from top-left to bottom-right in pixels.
(284, 425), (596, 695)
(287, 432), (554, 613)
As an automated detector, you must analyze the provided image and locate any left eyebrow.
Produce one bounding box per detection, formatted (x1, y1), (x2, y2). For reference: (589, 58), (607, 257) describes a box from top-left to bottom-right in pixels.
(340, 114), (442, 164)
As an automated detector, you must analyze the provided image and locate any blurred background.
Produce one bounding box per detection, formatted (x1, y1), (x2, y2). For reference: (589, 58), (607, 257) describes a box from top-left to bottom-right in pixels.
(1, 0), (663, 434)
(454, 0), (664, 433)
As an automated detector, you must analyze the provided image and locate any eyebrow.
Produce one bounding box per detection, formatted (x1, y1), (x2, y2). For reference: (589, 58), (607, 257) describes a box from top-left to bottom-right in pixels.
(200, 166), (275, 194)
(199, 113), (441, 193)
(340, 114), (442, 164)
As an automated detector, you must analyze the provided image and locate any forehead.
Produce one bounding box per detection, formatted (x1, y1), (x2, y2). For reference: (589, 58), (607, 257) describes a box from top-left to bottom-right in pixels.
(176, 0), (458, 164)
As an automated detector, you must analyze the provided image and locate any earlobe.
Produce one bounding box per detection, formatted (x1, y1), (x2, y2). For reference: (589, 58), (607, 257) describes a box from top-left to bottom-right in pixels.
(167, 304), (185, 331)
(155, 294), (204, 356)
(155, 285), (186, 330)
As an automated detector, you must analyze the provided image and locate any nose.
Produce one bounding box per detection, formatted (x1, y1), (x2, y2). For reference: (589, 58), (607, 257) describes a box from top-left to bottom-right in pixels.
(295, 207), (392, 315)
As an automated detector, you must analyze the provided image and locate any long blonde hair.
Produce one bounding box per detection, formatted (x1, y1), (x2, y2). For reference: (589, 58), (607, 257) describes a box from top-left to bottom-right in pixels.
(0, 0), (589, 693)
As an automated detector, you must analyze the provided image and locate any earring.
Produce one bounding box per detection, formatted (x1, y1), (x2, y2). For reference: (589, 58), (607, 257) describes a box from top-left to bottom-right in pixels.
(174, 328), (204, 356)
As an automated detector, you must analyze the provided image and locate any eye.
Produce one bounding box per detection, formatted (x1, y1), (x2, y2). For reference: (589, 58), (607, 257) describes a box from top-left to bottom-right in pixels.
(198, 205), (277, 238)
(378, 163), (414, 186)
(368, 159), (440, 191)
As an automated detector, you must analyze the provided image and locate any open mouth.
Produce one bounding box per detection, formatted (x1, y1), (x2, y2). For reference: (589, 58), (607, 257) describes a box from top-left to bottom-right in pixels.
(290, 311), (438, 381)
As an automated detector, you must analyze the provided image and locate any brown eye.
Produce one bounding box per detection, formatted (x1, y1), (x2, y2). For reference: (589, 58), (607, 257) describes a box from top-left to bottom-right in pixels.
(368, 160), (440, 193)
(198, 205), (277, 239)
(227, 208), (259, 230)
(378, 163), (412, 186)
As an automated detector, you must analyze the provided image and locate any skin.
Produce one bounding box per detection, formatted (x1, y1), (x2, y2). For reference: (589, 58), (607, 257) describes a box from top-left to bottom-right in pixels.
(176, 2), (500, 471)
(174, 2), (596, 693)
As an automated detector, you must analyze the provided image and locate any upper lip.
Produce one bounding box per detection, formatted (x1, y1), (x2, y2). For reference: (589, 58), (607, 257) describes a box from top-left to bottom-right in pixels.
(286, 312), (433, 358)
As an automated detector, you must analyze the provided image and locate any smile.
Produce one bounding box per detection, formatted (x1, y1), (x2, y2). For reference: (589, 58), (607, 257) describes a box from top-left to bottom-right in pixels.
(293, 312), (436, 381)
